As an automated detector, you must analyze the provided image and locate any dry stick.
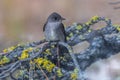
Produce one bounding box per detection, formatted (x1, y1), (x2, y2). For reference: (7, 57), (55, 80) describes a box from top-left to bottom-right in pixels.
(57, 44), (60, 67)
(53, 76), (56, 80)
(38, 65), (49, 80)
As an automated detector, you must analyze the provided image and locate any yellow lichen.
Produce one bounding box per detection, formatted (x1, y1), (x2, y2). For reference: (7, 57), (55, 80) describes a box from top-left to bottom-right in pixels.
(18, 47), (33, 60)
(114, 24), (120, 31)
(90, 15), (99, 22)
(8, 46), (16, 51)
(70, 68), (78, 80)
(3, 49), (8, 53)
(60, 57), (67, 62)
(88, 29), (92, 32)
(3, 46), (16, 53)
(44, 49), (51, 55)
(28, 47), (33, 52)
(105, 18), (109, 21)
(18, 50), (29, 60)
(56, 69), (63, 77)
(76, 25), (83, 30)
(69, 32), (74, 37)
(16, 70), (27, 78)
(85, 16), (99, 26)
(51, 45), (55, 48)
(71, 73), (78, 80)
(85, 21), (92, 26)
(66, 37), (70, 41)
(0, 56), (10, 65)
(34, 58), (55, 72)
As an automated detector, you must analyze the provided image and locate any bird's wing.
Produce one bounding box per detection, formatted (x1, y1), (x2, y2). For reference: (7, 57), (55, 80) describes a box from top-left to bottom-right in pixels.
(43, 22), (47, 32)
(60, 23), (67, 42)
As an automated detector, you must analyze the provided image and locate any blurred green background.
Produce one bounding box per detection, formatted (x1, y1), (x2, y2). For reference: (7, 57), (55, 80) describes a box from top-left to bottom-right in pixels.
(0, 0), (120, 80)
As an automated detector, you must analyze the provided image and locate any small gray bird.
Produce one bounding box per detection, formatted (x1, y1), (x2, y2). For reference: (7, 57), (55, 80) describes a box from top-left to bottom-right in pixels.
(43, 12), (66, 42)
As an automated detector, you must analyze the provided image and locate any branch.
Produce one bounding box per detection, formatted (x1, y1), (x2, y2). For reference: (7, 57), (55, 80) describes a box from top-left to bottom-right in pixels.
(0, 16), (120, 80)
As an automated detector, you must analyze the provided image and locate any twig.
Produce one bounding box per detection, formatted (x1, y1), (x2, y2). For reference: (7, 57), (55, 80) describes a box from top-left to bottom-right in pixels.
(38, 65), (49, 80)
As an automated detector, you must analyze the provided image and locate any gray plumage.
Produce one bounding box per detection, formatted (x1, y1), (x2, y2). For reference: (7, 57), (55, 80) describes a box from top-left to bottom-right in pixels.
(43, 12), (66, 42)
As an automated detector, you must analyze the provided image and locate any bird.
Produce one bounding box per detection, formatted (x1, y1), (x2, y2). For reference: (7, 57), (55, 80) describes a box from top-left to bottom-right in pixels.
(43, 12), (66, 42)
(43, 12), (67, 66)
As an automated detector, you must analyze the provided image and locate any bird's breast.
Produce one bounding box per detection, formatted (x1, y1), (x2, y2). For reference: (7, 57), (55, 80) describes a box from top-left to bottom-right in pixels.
(44, 22), (65, 42)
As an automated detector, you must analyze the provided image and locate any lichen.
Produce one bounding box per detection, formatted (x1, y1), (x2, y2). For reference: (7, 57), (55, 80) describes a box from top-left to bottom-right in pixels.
(69, 32), (74, 37)
(43, 49), (51, 55)
(85, 21), (92, 26)
(90, 15), (99, 22)
(34, 58), (55, 72)
(113, 24), (120, 31)
(0, 56), (10, 65)
(56, 68), (63, 77)
(76, 25), (83, 30)
(66, 36), (70, 41)
(3, 46), (16, 53)
(18, 47), (33, 60)
(70, 68), (78, 80)
(85, 16), (99, 26)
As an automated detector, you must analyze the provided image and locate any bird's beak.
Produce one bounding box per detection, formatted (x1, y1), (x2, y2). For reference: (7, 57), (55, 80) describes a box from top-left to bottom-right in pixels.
(61, 17), (66, 20)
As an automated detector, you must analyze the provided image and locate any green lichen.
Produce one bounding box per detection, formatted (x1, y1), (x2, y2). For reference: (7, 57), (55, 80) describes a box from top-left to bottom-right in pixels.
(113, 24), (120, 31)
(56, 69), (63, 77)
(88, 29), (92, 32)
(76, 25), (83, 30)
(79, 35), (85, 40)
(90, 15), (99, 22)
(67, 36), (70, 41)
(43, 49), (51, 55)
(69, 32), (74, 37)
(0, 56), (10, 65)
(70, 68), (79, 80)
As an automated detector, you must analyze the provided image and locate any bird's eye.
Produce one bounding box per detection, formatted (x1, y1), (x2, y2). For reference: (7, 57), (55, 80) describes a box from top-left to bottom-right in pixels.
(54, 17), (58, 20)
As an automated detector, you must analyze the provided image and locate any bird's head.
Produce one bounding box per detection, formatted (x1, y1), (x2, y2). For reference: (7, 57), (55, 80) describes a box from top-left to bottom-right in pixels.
(47, 12), (65, 22)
